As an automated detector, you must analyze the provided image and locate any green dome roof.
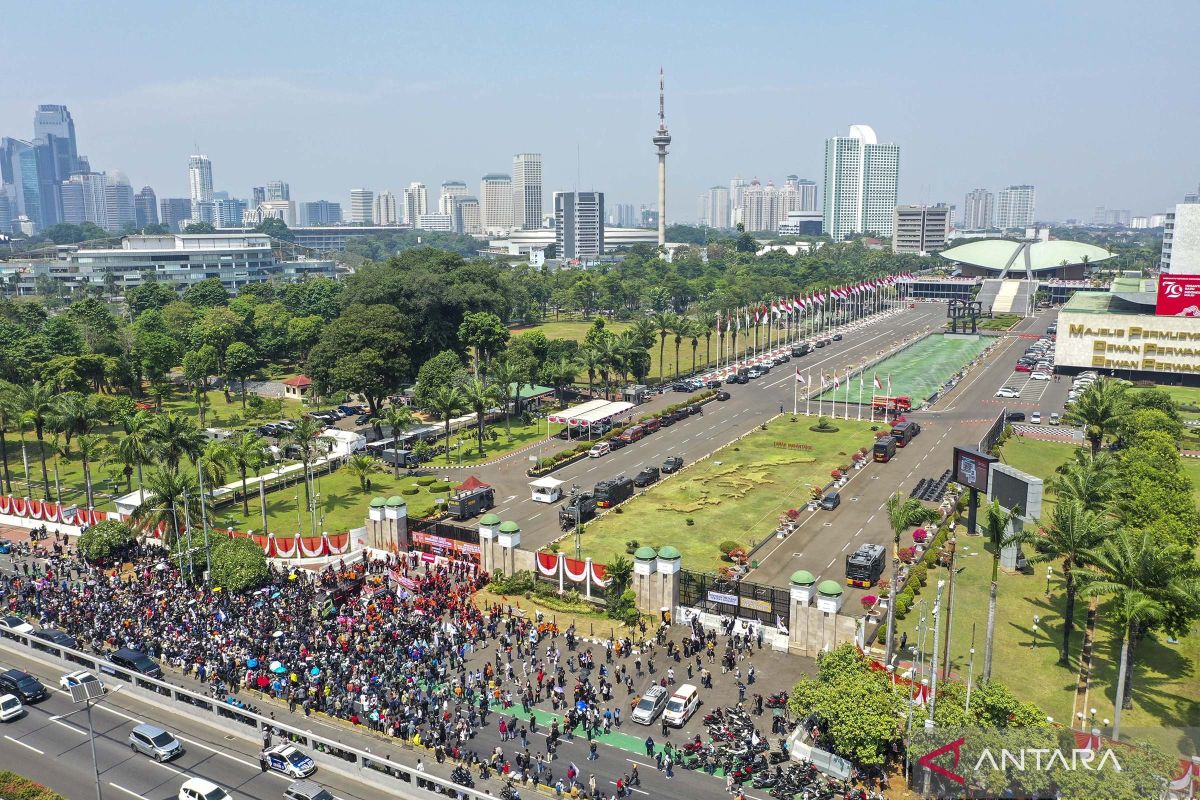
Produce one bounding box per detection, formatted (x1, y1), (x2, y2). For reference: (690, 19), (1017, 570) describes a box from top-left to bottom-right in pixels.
(817, 580), (844, 596)
(386, 495), (405, 507)
(498, 521), (520, 533)
(480, 513), (501, 526)
(657, 545), (681, 560)
(790, 570), (816, 586)
(369, 497), (386, 508)
(634, 546), (658, 560)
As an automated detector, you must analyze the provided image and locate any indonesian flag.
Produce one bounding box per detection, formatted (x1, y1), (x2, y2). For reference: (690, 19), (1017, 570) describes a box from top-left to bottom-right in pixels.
(820, 374), (828, 388)
(795, 369), (805, 384)
(793, 296), (803, 311)
(736, 310), (743, 331)
(832, 373), (841, 388)
(771, 303), (781, 319)
(874, 374), (883, 390)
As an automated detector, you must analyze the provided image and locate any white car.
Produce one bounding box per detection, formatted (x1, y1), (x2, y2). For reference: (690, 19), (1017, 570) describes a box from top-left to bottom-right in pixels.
(0, 693), (23, 722)
(59, 670), (104, 693)
(1050, 413), (1061, 425)
(1031, 412), (1042, 424)
(587, 442), (610, 458)
(0, 616), (33, 634)
(178, 777), (231, 800)
(263, 744), (317, 778)
(1030, 372), (1051, 381)
(995, 387), (1020, 398)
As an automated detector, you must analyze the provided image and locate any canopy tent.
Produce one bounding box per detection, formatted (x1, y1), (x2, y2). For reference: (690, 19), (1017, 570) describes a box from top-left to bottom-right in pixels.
(455, 475), (491, 493)
(529, 476), (564, 504)
(570, 401), (635, 428)
(547, 399), (611, 425)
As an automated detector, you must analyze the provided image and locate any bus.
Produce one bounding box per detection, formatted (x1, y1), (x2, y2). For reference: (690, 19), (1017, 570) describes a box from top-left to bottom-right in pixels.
(891, 421), (920, 447)
(593, 476), (634, 508)
(873, 436), (896, 463)
(845, 544), (886, 588)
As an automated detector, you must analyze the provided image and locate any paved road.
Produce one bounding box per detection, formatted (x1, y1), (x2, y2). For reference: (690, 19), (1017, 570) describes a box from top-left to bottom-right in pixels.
(469, 305), (949, 552)
(746, 308), (1065, 604)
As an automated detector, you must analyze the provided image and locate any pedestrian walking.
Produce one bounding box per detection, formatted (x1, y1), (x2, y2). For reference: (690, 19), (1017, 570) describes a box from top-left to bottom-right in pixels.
(644, 736), (654, 757)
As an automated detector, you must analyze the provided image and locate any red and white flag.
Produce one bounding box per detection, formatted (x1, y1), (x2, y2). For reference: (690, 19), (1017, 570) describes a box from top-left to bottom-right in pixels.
(795, 369), (805, 384)
(873, 374), (883, 390)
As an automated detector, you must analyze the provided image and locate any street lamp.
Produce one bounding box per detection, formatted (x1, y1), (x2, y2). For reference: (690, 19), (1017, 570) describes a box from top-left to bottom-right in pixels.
(1032, 615), (1040, 650)
(1045, 565), (1054, 596)
(67, 679), (115, 800)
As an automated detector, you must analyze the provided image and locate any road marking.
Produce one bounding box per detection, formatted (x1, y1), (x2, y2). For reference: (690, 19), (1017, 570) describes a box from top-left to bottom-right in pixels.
(826, 558), (836, 568)
(109, 784), (149, 800)
(841, 543), (851, 552)
(4, 735), (43, 754)
(866, 514), (875, 524)
(626, 758), (656, 768)
(610, 780), (650, 795)
(529, 513), (542, 521)
(49, 717), (88, 736)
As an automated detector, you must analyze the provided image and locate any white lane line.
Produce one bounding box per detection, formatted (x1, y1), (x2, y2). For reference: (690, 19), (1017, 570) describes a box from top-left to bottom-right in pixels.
(841, 543), (851, 552)
(627, 758), (656, 768)
(4, 735), (43, 754)
(109, 783), (150, 800)
(826, 558), (836, 568)
(610, 780), (650, 795)
(866, 514), (875, 524)
(49, 717), (88, 736)
(529, 513), (542, 521)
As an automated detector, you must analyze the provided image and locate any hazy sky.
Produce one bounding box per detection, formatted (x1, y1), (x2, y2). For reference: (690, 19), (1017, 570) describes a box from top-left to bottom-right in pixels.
(3, 1), (1197, 223)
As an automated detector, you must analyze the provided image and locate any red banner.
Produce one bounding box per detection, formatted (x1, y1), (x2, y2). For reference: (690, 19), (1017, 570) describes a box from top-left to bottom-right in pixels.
(1156, 274), (1200, 316)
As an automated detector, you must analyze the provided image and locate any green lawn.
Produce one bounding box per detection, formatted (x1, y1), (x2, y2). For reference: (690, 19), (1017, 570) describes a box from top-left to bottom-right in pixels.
(579, 417), (878, 571)
(0, 434), (126, 510)
(994, 436), (1079, 517)
(815, 334), (992, 408)
(441, 417), (557, 466)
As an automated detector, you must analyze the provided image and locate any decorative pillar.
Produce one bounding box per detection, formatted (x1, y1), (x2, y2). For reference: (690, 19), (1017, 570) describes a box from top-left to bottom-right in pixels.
(633, 547), (657, 616)
(367, 497), (386, 551)
(384, 496), (408, 552)
(815, 580), (846, 653)
(497, 521), (520, 576)
(655, 546), (681, 624)
(478, 514), (501, 574)
(557, 552), (565, 594)
(789, 570), (817, 653)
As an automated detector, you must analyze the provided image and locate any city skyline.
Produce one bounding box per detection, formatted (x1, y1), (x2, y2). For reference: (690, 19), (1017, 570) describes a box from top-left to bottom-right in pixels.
(2, 2), (1195, 225)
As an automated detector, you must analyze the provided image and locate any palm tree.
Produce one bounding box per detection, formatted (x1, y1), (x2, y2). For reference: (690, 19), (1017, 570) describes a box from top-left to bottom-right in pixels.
(462, 378), (501, 456)
(346, 452), (381, 492)
(113, 411), (155, 496)
(490, 361), (521, 439)
(687, 319), (701, 376)
(593, 337), (623, 401)
(428, 385), (466, 464)
(1020, 499), (1108, 664)
(227, 432), (266, 517)
(372, 405), (416, 477)
(75, 434), (104, 509)
(198, 440), (234, 488)
(717, 319), (727, 369)
(49, 392), (100, 455)
(545, 356), (578, 402)
(1053, 450), (1119, 509)
(283, 417), (325, 507)
(16, 382), (56, 499)
(651, 311), (676, 384)
(193, 385), (211, 426)
(1064, 379), (1127, 456)
(578, 347), (602, 398)
(148, 412), (205, 473)
(981, 499), (1022, 681)
(883, 492), (936, 663)
(131, 467), (201, 548)
(670, 317), (690, 379)
(0, 382), (19, 495)
(606, 555), (634, 596)
(702, 319), (715, 370)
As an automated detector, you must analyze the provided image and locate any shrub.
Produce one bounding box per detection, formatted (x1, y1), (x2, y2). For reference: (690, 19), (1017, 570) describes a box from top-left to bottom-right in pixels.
(77, 519), (135, 562)
(416, 475), (436, 486)
(0, 771), (67, 800)
(910, 563), (928, 587)
(211, 536), (268, 593)
(489, 570), (535, 594)
(718, 540), (739, 555)
(685, 518), (694, 526)
(400, 486), (419, 496)
(428, 482), (451, 493)
(625, 540), (639, 554)
(861, 595), (878, 609)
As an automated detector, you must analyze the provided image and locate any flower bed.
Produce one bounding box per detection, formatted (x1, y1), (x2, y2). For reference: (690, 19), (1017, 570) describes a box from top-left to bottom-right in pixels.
(894, 516), (955, 619)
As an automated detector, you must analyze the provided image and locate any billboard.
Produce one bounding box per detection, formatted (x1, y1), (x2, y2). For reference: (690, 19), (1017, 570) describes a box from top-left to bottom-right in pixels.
(988, 463), (1043, 520)
(952, 446), (997, 493)
(1156, 274), (1200, 317)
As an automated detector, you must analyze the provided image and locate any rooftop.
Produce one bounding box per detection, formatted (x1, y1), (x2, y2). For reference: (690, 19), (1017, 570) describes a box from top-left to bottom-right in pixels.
(939, 238), (1113, 274)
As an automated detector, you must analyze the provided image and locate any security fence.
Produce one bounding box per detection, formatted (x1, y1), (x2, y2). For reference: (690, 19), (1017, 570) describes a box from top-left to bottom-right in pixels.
(678, 570), (790, 625)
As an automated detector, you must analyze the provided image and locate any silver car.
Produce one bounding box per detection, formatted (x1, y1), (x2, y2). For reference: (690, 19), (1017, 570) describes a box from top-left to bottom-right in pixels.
(631, 685), (669, 724)
(128, 722), (184, 762)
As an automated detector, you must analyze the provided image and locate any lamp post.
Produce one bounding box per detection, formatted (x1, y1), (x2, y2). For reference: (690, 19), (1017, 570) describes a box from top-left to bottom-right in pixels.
(1045, 565), (1054, 597)
(66, 680), (117, 800)
(1032, 615), (1040, 650)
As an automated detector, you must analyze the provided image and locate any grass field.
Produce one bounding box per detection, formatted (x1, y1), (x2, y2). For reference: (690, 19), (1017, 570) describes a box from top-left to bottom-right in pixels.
(442, 418), (551, 466)
(579, 417), (877, 572)
(815, 334), (992, 408)
(993, 436), (1078, 516)
(513, 320), (725, 382)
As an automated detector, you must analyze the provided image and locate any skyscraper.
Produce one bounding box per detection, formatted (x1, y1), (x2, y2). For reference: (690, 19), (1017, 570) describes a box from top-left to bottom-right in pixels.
(892, 204), (951, 254)
(480, 174), (514, 232)
(705, 186), (730, 229)
(555, 191), (605, 261)
(251, 186), (266, 208)
(452, 196), (481, 235)
(729, 177), (748, 226)
(374, 191), (398, 225)
(266, 180), (290, 201)
(793, 178), (818, 212)
(158, 198), (193, 232)
(188, 154), (214, 224)
(134, 186), (158, 228)
(439, 181), (468, 214)
(822, 125), (900, 241)
(512, 153), (543, 230)
(651, 70), (671, 245)
(349, 189), (374, 224)
(995, 185), (1036, 230)
(104, 171), (136, 232)
(215, 197), (247, 228)
(33, 104), (81, 182)
(298, 200), (342, 226)
(962, 188), (994, 229)
(403, 182), (427, 225)
(1, 138), (46, 229)
(60, 173), (106, 227)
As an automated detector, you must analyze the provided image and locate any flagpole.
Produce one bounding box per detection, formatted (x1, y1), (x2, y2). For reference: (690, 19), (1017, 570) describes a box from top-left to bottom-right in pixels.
(793, 372), (798, 416)
(844, 368), (851, 421)
(806, 371), (812, 417)
(857, 373), (864, 422)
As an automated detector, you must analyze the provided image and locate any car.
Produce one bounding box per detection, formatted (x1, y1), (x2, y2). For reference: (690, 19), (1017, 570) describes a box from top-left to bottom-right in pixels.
(256, 425), (278, 437)
(775, 354), (791, 363)
(1031, 412), (1042, 424)
(819, 492), (841, 511)
(128, 723), (184, 762)
(662, 683), (701, 727)
(0, 541), (9, 554)
(0, 694), (22, 722)
(0, 670), (47, 703)
(727, 374), (748, 385)
(105, 647), (162, 679)
(631, 686), (669, 724)
(1050, 412), (1061, 425)
(671, 382), (693, 392)
(832, 333), (843, 341)
(687, 404), (703, 415)
(59, 670), (105, 693)
(634, 467), (660, 487)
(705, 379), (722, 389)
(264, 744), (317, 778)
(746, 368), (765, 379)
(0, 616), (33, 634)
(686, 379), (706, 390)
(587, 442), (610, 458)
(995, 387), (1020, 398)
(1031, 371), (1051, 381)
(355, 414), (372, 426)
(814, 340), (826, 348)
(658, 413), (675, 427)
(662, 456), (684, 474)
(178, 777), (231, 800)
(284, 781), (336, 800)
(607, 435), (627, 451)
(31, 629), (77, 649)
(1014, 364), (1032, 372)
(715, 390), (731, 401)
(1006, 411), (1026, 422)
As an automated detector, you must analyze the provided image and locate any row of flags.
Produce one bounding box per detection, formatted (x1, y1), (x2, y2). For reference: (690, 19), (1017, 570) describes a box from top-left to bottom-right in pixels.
(795, 369), (890, 393)
(716, 273), (915, 332)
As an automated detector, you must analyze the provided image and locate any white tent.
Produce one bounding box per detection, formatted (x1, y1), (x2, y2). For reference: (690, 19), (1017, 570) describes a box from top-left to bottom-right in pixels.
(529, 476), (564, 504)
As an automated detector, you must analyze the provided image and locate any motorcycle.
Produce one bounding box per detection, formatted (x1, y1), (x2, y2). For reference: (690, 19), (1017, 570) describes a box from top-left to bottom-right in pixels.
(764, 691), (789, 708)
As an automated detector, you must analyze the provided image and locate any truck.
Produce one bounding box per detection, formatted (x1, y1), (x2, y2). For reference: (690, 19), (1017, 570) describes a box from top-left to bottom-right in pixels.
(791, 343), (813, 357)
(381, 448), (421, 468)
(447, 485), (495, 520)
(559, 493), (597, 527)
(871, 395), (912, 413)
(593, 475), (634, 509)
(845, 543), (886, 588)
(891, 421), (920, 447)
(872, 436), (896, 463)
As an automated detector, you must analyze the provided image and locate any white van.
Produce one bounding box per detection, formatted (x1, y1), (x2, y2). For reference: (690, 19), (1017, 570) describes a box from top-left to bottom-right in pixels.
(588, 442), (611, 458)
(663, 683), (700, 727)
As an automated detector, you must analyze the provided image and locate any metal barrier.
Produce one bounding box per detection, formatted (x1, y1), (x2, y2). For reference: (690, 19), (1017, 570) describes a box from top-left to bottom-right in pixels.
(0, 631), (493, 800)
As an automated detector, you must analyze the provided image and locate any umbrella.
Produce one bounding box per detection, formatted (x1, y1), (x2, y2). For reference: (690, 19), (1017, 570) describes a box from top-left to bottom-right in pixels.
(310, 667), (321, 677)
(247, 658), (259, 668)
(272, 630), (283, 638)
(270, 661), (286, 674)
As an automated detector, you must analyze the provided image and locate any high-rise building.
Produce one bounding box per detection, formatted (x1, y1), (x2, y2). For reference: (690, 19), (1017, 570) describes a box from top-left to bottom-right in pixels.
(610, 203), (636, 227)
(822, 125), (900, 241)
(1092, 207), (1131, 227)
(729, 177), (748, 227)
(215, 197), (247, 228)
(417, 213), (452, 232)
(159, 198), (193, 232)
(791, 178), (818, 212)
(892, 204), (951, 255)
(962, 189), (994, 229)
(651, 70), (671, 245)
(480, 174), (514, 232)
(512, 153), (543, 230)
(60, 173), (105, 227)
(0, 194), (10, 234)
(134, 186), (158, 228)
(1131, 216), (1149, 230)
(188, 154), (214, 224)
(266, 180), (290, 201)
(739, 180), (780, 232)
(451, 196), (481, 235)
(705, 186), (730, 229)
(257, 200), (295, 227)
(439, 181), (468, 215)
(697, 193), (709, 226)
(1, 138), (54, 230)
(349, 189), (374, 224)
(251, 187), (266, 208)
(1184, 183), (1200, 205)
(104, 171), (135, 232)
(403, 182), (427, 225)
(298, 201), (342, 226)
(995, 185), (1036, 230)
(555, 191), (605, 261)
(33, 105), (81, 179)
(374, 191), (398, 225)
(1161, 203), (1200, 273)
